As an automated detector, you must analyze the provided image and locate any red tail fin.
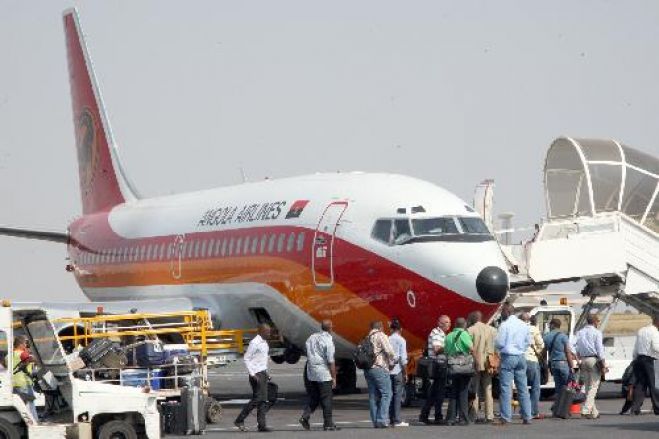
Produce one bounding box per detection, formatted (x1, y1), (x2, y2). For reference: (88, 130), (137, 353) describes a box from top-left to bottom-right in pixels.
(63, 9), (138, 214)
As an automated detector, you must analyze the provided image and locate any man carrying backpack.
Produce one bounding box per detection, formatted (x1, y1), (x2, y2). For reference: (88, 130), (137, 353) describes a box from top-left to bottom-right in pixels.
(419, 315), (451, 424)
(360, 321), (396, 428)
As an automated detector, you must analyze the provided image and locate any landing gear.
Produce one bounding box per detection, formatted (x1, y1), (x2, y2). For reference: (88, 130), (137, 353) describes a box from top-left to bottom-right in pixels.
(335, 359), (360, 394)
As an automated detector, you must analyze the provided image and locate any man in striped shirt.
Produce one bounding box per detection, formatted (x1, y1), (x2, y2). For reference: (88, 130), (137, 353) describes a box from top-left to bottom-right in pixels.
(419, 315), (451, 424)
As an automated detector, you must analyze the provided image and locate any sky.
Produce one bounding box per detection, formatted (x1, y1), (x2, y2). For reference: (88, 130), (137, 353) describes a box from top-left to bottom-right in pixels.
(0, 1), (658, 302)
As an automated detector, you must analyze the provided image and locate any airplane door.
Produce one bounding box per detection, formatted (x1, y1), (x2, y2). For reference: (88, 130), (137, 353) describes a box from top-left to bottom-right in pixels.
(170, 235), (184, 279)
(312, 201), (348, 289)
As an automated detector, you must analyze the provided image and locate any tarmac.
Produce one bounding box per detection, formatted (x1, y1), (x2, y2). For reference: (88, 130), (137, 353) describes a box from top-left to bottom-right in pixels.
(168, 362), (659, 438)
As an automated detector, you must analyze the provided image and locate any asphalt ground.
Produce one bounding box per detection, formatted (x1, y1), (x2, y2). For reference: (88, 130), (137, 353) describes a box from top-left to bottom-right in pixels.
(172, 362), (658, 439)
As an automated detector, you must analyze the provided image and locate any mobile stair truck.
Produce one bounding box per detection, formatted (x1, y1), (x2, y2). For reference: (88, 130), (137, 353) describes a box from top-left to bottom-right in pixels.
(0, 302), (161, 439)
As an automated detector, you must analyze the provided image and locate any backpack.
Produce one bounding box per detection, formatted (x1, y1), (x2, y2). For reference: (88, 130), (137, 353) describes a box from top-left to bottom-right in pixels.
(353, 334), (376, 370)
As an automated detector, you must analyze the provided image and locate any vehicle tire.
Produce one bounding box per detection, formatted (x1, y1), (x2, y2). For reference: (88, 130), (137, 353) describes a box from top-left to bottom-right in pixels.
(284, 350), (301, 365)
(402, 380), (415, 407)
(271, 355), (285, 364)
(0, 419), (21, 439)
(205, 398), (223, 424)
(98, 420), (138, 439)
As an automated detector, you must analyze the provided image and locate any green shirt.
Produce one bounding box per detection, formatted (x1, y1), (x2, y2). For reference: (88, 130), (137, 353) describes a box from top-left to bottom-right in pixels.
(444, 329), (473, 356)
(12, 350), (33, 389)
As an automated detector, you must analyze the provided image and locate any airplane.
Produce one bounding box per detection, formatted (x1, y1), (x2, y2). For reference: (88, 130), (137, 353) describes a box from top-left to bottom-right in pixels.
(0, 8), (510, 390)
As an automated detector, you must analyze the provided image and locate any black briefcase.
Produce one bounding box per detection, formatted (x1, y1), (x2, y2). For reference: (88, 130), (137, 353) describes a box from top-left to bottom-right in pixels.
(417, 357), (436, 380)
(267, 381), (279, 404)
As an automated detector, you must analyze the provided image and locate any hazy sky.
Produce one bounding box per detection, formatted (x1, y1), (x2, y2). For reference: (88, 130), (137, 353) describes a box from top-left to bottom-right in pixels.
(0, 1), (658, 302)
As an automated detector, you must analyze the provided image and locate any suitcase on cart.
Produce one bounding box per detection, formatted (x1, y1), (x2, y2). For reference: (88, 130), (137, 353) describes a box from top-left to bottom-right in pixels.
(552, 387), (576, 419)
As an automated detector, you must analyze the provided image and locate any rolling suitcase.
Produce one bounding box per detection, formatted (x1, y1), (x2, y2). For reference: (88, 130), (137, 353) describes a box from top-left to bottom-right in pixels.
(552, 387), (575, 419)
(180, 386), (207, 435)
(79, 338), (114, 367)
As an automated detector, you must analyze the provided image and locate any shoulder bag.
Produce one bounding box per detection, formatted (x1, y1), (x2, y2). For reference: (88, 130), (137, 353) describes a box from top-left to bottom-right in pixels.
(447, 331), (476, 377)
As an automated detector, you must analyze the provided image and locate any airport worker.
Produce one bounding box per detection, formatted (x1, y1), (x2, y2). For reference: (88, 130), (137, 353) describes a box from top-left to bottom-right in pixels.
(299, 320), (340, 431)
(12, 335), (39, 422)
(419, 315), (451, 424)
(235, 323), (273, 432)
(520, 312), (545, 419)
(629, 312), (659, 415)
(363, 321), (396, 428)
(444, 317), (474, 426)
(493, 303), (532, 425)
(574, 314), (606, 419)
(467, 310), (497, 424)
(388, 318), (409, 427)
(542, 319), (574, 406)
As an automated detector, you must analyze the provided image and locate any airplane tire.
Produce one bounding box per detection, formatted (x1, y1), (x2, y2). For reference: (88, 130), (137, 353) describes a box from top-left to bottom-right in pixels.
(98, 420), (137, 439)
(205, 398), (223, 424)
(0, 419), (21, 439)
(335, 359), (360, 394)
(271, 355), (285, 364)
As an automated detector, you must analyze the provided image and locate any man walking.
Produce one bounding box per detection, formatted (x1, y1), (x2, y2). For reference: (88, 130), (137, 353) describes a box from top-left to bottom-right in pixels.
(364, 321), (396, 428)
(388, 319), (409, 427)
(299, 320), (340, 431)
(235, 324), (272, 432)
(494, 304), (532, 425)
(419, 315), (451, 424)
(543, 319), (573, 402)
(521, 312), (544, 419)
(630, 313), (659, 415)
(574, 314), (606, 419)
(467, 310), (497, 424)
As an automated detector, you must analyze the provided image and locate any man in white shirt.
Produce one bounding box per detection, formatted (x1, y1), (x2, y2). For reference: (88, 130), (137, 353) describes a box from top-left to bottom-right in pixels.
(574, 314), (606, 418)
(299, 320), (339, 431)
(419, 315), (450, 424)
(630, 313), (659, 415)
(235, 324), (272, 432)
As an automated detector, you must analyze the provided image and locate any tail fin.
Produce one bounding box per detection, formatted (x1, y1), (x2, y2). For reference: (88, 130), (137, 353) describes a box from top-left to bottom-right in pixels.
(63, 8), (138, 214)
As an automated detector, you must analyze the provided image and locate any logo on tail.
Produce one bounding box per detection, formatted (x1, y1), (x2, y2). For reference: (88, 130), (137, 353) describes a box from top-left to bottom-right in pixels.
(75, 108), (99, 195)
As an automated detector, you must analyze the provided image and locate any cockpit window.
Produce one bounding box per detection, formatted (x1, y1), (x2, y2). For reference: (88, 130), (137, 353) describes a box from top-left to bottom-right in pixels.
(372, 215), (494, 245)
(412, 217), (459, 236)
(372, 219), (393, 244)
(458, 217), (490, 234)
(393, 219), (412, 242)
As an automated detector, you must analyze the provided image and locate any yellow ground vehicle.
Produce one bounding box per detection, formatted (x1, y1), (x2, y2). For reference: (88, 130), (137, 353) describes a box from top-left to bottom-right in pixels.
(54, 310), (256, 424)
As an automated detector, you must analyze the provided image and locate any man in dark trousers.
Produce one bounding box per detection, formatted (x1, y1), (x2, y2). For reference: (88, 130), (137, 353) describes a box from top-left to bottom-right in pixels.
(630, 313), (659, 415)
(299, 320), (340, 431)
(419, 315), (451, 424)
(235, 323), (272, 432)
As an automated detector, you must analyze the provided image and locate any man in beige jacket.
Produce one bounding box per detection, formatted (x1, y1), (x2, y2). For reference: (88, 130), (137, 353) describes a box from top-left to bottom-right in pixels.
(521, 312), (545, 419)
(467, 311), (497, 423)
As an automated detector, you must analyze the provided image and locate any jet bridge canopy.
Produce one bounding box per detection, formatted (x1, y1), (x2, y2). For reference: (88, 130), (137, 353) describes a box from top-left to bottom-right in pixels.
(544, 137), (659, 233)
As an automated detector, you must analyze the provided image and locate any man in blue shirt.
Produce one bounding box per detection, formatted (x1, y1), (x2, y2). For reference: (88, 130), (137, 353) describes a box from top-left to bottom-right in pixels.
(494, 304), (532, 425)
(388, 319), (408, 427)
(574, 314), (606, 418)
(542, 319), (573, 404)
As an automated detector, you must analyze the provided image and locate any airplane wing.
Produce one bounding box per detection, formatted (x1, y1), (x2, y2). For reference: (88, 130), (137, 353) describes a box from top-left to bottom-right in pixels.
(0, 226), (69, 244)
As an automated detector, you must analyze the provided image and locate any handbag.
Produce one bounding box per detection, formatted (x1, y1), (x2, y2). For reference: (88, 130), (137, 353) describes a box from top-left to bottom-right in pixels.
(447, 330), (476, 377)
(486, 352), (500, 375)
(416, 357), (436, 379)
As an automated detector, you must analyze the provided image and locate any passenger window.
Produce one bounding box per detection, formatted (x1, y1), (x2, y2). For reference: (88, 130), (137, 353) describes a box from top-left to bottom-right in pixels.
(206, 240), (214, 257)
(194, 240), (200, 258)
(251, 237), (258, 254)
(146, 245), (153, 261)
(243, 237), (251, 254)
(140, 245), (147, 261)
(228, 238), (234, 256)
(221, 240), (227, 256)
(236, 238), (242, 255)
(287, 233), (295, 252)
(277, 234), (285, 253)
(159, 243), (166, 260)
(260, 235), (267, 254)
(268, 235), (276, 253)
(372, 219), (393, 244)
(201, 240), (207, 258)
(297, 232), (305, 251)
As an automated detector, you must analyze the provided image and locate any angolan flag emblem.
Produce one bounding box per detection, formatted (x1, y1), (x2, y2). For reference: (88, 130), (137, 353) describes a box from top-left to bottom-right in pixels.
(286, 200), (309, 219)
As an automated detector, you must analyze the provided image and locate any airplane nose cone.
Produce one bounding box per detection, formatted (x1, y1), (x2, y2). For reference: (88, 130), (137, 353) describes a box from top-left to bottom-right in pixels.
(476, 266), (508, 303)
